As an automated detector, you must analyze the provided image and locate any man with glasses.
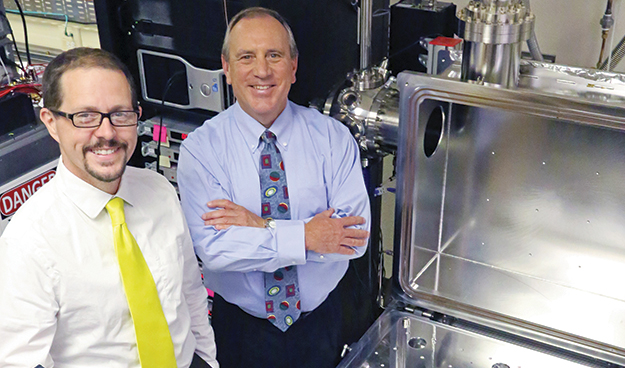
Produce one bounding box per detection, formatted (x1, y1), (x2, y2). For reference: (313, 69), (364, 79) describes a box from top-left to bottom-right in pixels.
(0, 48), (218, 368)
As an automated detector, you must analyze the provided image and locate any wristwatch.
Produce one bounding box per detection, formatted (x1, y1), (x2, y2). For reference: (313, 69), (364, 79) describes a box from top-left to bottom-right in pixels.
(264, 218), (276, 229)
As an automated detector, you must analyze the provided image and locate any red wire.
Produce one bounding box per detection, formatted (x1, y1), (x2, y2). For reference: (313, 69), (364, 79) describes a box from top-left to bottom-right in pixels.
(0, 83), (42, 99)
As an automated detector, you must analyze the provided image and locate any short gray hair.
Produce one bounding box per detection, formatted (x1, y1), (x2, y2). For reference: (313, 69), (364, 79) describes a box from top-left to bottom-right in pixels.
(221, 7), (298, 60)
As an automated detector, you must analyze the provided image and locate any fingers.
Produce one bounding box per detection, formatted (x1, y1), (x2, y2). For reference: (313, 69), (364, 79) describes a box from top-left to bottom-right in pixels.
(204, 216), (231, 227)
(315, 208), (335, 218)
(337, 215), (366, 227)
(201, 208), (229, 221)
(206, 199), (237, 209)
(343, 228), (369, 240)
(202, 203), (265, 229)
(340, 237), (368, 247)
(335, 246), (356, 255)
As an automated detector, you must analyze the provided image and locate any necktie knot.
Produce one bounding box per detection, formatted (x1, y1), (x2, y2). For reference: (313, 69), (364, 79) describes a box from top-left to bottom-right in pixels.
(106, 197), (126, 226)
(261, 130), (277, 144)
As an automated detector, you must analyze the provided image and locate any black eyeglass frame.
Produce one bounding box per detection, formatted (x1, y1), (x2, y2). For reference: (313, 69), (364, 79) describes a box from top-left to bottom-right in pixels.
(49, 109), (141, 128)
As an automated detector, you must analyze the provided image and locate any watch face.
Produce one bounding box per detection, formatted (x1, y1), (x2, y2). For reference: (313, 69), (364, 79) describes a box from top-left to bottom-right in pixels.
(265, 218), (276, 229)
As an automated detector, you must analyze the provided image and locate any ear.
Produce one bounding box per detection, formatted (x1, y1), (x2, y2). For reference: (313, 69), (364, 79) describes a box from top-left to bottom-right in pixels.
(221, 55), (232, 85)
(40, 108), (60, 143)
(291, 56), (298, 84)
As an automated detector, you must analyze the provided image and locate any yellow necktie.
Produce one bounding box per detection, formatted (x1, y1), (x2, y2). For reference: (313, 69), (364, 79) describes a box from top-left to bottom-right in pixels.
(106, 197), (177, 367)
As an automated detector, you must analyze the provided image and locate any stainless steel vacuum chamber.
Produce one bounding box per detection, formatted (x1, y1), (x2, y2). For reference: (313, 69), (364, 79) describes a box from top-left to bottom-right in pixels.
(338, 71), (625, 368)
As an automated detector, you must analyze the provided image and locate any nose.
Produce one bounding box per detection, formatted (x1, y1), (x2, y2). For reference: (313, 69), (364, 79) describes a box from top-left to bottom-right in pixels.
(94, 116), (117, 140)
(253, 57), (270, 78)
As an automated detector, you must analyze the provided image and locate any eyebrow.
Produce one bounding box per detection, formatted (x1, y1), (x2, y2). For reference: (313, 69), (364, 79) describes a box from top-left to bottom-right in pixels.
(234, 50), (254, 58)
(234, 48), (285, 57)
(71, 105), (133, 112)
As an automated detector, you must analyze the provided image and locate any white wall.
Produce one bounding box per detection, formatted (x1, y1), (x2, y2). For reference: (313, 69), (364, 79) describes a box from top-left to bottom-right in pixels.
(453, 0), (625, 72)
(6, 14), (100, 55)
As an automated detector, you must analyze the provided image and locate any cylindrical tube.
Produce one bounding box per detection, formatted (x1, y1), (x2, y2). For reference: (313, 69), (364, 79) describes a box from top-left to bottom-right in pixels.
(457, 0), (534, 87)
(461, 41), (521, 87)
(360, 0), (372, 70)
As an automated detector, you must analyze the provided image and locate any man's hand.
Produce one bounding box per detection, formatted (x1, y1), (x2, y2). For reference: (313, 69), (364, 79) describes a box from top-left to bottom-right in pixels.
(304, 209), (369, 255)
(202, 199), (264, 230)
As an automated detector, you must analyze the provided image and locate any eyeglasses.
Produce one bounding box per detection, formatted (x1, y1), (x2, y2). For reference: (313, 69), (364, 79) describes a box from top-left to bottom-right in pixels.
(50, 109), (140, 128)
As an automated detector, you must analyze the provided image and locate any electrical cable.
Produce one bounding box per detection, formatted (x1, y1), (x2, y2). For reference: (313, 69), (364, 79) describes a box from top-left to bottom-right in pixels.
(0, 82), (41, 99)
(221, 0), (228, 25)
(387, 33), (444, 62)
(9, 32), (25, 73)
(607, 2), (616, 71)
(372, 8), (389, 17)
(12, 0), (32, 66)
(155, 70), (185, 174)
(0, 55), (10, 85)
(0, 12), (25, 73)
(5, 9), (73, 37)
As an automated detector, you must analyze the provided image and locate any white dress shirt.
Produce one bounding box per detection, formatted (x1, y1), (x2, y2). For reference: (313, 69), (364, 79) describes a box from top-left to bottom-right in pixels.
(0, 159), (218, 368)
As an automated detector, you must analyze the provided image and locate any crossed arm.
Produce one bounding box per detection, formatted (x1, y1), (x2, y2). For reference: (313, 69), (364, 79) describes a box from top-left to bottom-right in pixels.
(177, 118), (371, 272)
(202, 199), (369, 255)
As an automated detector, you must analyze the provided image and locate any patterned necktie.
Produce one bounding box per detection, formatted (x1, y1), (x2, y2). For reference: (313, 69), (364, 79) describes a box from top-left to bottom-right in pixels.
(106, 197), (177, 367)
(259, 130), (301, 331)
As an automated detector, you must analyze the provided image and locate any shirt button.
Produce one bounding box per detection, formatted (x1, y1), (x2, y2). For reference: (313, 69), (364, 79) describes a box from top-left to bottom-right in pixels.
(283, 142), (287, 146)
(320, 255), (324, 259)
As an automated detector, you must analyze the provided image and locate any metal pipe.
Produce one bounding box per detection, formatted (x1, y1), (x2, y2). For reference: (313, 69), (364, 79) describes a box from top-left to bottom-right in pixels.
(521, 0), (544, 61)
(482, 0), (511, 6)
(598, 0), (615, 69)
(359, 0), (372, 70)
(457, 0), (534, 87)
(599, 32), (625, 71)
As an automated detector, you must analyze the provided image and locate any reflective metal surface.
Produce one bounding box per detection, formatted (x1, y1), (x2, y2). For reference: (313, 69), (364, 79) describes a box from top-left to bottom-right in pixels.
(393, 72), (625, 365)
(461, 41), (522, 87)
(326, 68), (399, 157)
(360, 0), (373, 69)
(458, 0), (534, 87)
(337, 306), (609, 368)
(519, 60), (625, 102)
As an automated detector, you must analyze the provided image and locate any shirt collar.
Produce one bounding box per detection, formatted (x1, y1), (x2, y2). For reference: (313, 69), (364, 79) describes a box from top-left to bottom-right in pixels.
(233, 101), (294, 153)
(56, 157), (134, 219)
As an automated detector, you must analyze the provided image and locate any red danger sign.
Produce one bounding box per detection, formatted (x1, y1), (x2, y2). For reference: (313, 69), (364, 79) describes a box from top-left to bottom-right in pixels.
(1, 170), (56, 217)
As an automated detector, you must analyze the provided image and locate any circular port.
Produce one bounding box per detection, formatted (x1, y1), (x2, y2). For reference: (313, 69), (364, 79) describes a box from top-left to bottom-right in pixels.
(424, 105), (445, 158)
(408, 337), (428, 349)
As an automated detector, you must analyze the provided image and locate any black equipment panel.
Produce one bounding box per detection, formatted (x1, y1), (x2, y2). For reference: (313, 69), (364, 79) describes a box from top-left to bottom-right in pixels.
(94, 0), (367, 110)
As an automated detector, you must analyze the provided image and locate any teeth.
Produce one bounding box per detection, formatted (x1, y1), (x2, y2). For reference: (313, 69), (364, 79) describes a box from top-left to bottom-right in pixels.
(92, 148), (116, 155)
(254, 85), (270, 90)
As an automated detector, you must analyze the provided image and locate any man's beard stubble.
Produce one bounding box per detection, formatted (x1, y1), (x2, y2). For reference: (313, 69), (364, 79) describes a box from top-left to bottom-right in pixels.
(83, 138), (129, 183)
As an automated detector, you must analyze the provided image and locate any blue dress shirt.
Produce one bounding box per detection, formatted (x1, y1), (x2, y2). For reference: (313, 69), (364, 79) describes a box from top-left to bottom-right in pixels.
(178, 101), (371, 319)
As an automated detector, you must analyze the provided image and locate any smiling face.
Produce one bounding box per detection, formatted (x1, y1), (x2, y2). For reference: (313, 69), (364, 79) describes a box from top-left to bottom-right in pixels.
(222, 15), (298, 128)
(40, 67), (139, 194)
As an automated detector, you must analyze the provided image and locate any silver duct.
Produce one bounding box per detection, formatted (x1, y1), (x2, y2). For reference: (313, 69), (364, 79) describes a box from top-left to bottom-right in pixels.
(324, 62), (399, 158)
(334, 73), (399, 156)
(458, 0), (535, 87)
(359, 0), (373, 70)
